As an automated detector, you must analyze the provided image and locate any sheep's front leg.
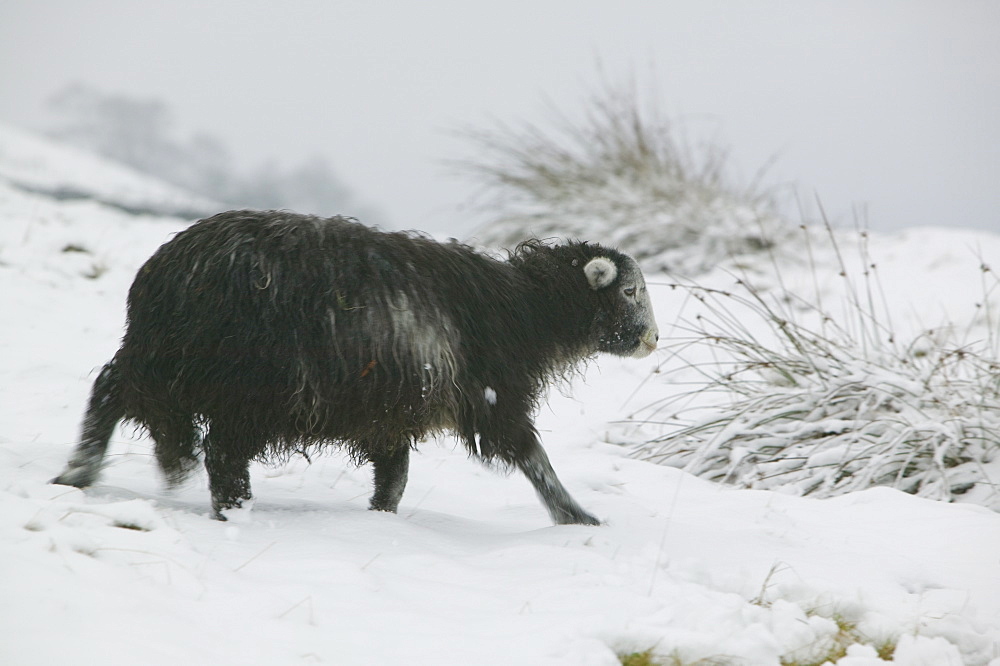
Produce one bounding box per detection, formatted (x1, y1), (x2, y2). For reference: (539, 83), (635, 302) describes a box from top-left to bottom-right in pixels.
(474, 394), (600, 526)
(516, 444), (601, 526)
(489, 419), (600, 525)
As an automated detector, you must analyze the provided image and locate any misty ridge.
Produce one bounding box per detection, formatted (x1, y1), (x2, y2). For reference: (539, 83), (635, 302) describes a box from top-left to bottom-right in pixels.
(45, 83), (370, 219)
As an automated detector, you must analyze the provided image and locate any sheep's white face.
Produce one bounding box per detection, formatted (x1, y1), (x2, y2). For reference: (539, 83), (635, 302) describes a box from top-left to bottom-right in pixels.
(585, 255), (659, 358)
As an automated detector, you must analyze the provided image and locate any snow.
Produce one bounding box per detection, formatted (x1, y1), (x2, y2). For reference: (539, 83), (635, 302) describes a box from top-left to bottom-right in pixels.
(1, 123), (998, 665)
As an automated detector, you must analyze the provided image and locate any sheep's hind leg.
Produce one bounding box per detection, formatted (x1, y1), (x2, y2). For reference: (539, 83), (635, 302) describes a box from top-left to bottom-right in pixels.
(368, 442), (410, 513)
(52, 360), (123, 488)
(150, 416), (201, 488)
(202, 422), (254, 520)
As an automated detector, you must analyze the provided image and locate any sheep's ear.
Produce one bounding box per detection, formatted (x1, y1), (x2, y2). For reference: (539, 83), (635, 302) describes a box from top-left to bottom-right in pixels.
(584, 257), (618, 290)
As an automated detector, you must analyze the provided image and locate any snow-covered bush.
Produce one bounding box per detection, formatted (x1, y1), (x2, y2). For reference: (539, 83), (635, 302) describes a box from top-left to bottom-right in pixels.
(632, 229), (1000, 509)
(457, 83), (793, 275)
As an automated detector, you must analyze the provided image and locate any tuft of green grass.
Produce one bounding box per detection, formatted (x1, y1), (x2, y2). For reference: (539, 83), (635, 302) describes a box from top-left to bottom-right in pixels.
(616, 649), (735, 666)
(83, 261), (109, 279)
(615, 602), (896, 666)
(618, 649), (662, 666)
(779, 614), (857, 666)
(779, 612), (896, 666)
(872, 638), (897, 661)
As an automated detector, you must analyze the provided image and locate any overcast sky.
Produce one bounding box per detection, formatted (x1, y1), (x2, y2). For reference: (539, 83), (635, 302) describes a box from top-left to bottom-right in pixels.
(1, 1), (998, 237)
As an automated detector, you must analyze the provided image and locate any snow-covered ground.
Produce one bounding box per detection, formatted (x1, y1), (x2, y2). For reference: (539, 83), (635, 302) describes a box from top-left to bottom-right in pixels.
(0, 123), (219, 218)
(1, 124), (997, 665)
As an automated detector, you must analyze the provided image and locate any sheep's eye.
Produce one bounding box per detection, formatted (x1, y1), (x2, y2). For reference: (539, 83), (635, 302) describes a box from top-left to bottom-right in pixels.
(623, 286), (637, 298)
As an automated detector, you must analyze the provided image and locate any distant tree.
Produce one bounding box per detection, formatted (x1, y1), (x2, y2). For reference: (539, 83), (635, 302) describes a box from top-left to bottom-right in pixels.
(48, 83), (180, 178)
(283, 157), (356, 215)
(46, 83), (369, 218)
(227, 160), (283, 211)
(177, 132), (235, 200)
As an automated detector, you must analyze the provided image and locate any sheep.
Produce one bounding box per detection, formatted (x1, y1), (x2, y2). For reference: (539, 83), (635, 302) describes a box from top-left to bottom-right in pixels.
(53, 209), (659, 525)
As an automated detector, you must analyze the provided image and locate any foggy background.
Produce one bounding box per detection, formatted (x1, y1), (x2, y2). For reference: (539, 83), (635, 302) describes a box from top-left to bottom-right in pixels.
(1, 0), (997, 236)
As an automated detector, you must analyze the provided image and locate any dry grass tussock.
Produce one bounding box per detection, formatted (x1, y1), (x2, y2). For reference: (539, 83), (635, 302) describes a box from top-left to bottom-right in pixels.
(455, 82), (793, 275)
(631, 224), (1000, 509)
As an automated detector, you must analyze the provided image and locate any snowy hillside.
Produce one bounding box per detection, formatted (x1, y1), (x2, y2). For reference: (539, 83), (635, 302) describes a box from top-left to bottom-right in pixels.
(0, 123), (220, 218)
(0, 127), (998, 666)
